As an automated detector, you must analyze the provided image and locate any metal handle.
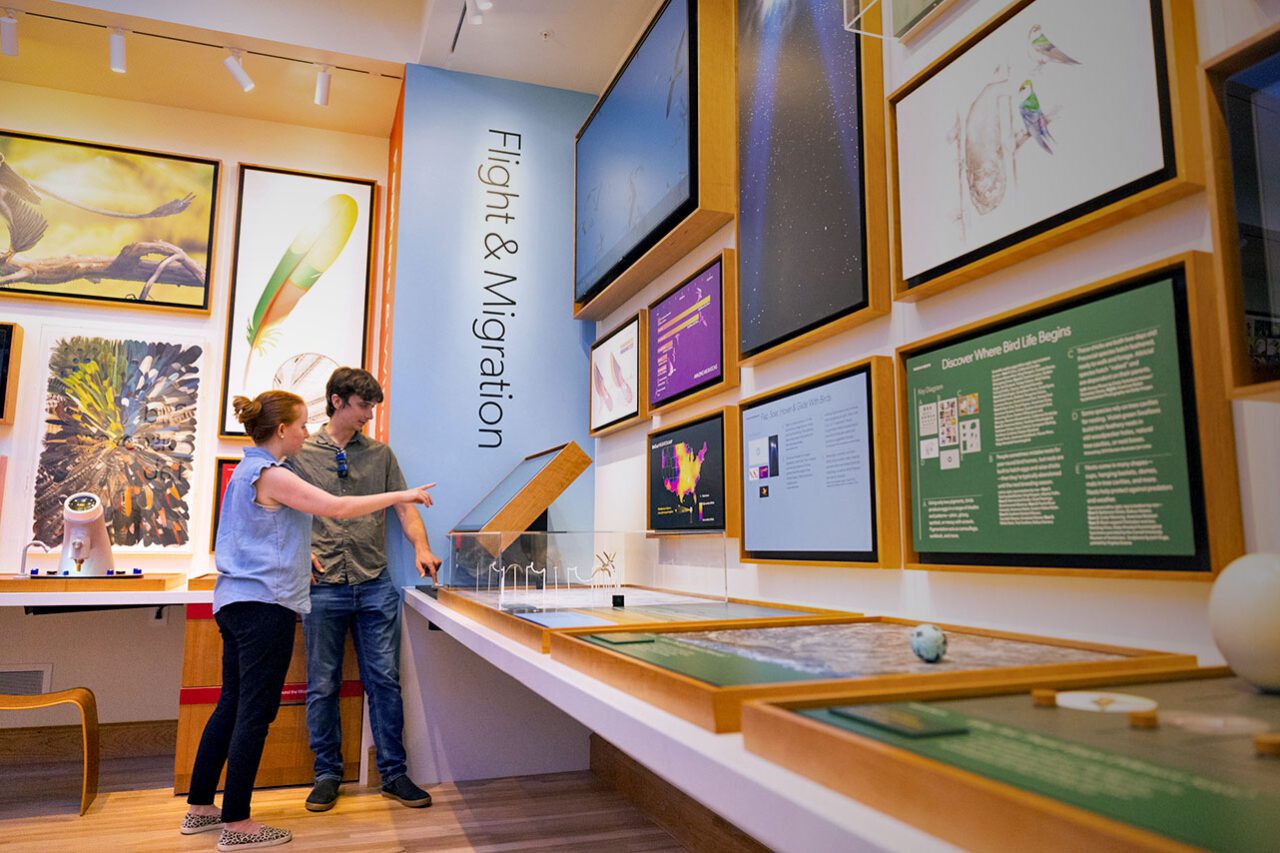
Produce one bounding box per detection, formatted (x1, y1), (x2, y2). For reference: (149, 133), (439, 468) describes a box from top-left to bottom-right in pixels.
(19, 540), (51, 577)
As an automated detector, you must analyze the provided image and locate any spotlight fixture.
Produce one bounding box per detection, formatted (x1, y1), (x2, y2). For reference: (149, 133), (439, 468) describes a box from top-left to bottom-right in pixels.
(223, 48), (254, 92)
(1, 9), (17, 58)
(108, 27), (126, 73)
(314, 64), (331, 107)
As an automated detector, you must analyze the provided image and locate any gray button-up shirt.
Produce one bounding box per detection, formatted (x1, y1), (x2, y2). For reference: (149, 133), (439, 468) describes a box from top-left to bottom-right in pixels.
(289, 428), (407, 585)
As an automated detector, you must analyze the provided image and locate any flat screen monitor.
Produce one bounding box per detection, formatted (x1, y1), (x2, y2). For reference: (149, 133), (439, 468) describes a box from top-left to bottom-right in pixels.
(575, 0), (697, 304)
(903, 270), (1209, 572)
(741, 364), (877, 562)
(649, 256), (724, 409)
(453, 446), (564, 533)
(591, 314), (642, 432)
(647, 410), (726, 532)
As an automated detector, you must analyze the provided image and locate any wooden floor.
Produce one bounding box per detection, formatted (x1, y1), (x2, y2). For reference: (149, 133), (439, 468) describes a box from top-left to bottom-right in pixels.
(1, 764), (686, 852)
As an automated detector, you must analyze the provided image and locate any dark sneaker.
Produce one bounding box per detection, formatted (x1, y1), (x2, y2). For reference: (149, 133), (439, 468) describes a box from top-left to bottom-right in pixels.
(305, 778), (340, 812)
(180, 811), (224, 834)
(215, 824), (291, 851)
(381, 775), (432, 808)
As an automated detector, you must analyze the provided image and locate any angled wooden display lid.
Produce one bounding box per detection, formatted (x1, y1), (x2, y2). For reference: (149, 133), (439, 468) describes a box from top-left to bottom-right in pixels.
(449, 441), (592, 552)
(548, 615), (1198, 733)
(572, 0), (736, 320)
(741, 666), (1234, 853)
(435, 584), (851, 654)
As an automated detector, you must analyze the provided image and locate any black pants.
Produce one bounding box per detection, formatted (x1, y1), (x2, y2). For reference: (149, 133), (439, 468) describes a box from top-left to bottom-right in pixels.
(187, 601), (296, 822)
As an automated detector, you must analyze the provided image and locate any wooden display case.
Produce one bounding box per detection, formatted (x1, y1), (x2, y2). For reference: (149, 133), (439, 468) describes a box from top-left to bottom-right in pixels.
(548, 616), (1197, 733)
(741, 667), (1276, 853)
(646, 250), (739, 417)
(1200, 20), (1280, 403)
(434, 584), (848, 654)
(737, 355), (900, 569)
(887, 0), (1203, 303)
(572, 0), (736, 320)
(895, 252), (1243, 579)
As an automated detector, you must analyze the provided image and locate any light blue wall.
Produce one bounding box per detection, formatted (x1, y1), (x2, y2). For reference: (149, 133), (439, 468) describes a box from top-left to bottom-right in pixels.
(386, 65), (596, 586)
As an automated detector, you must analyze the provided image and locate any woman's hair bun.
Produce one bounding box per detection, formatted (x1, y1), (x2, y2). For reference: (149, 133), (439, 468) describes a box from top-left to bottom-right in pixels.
(232, 395), (262, 424)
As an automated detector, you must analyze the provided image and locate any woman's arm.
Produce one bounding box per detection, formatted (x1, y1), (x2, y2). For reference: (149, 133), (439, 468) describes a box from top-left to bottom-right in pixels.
(256, 466), (433, 519)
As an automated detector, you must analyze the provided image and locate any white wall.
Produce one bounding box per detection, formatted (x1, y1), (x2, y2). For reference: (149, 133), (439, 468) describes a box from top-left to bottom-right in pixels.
(0, 80), (388, 724)
(592, 0), (1280, 664)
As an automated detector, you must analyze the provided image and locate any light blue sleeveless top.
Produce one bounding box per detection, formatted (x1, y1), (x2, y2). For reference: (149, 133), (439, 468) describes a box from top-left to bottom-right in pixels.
(213, 446), (313, 615)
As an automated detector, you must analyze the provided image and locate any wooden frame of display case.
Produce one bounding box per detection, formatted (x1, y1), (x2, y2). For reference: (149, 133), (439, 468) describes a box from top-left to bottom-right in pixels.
(741, 666), (1230, 853)
(548, 615), (1198, 733)
(887, 0), (1203, 303)
(434, 585), (848, 654)
(1200, 20), (1280, 403)
(645, 406), (741, 538)
(647, 250), (739, 417)
(589, 310), (649, 438)
(737, 0), (891, 366)
(895, 252), (1243, 580)
(0, 322), (22, 425)
(737, 355), (900, 569)
(572, 0), (736, 320)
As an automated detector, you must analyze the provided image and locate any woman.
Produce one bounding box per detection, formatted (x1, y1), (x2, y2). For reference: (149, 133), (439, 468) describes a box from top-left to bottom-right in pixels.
(181, 390), (433, 851)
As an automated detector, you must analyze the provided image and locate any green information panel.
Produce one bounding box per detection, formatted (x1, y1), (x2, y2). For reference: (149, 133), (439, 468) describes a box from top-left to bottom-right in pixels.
(904, 275), (1207, 570)
(583, 633), (817, 686)
(803, 696), (1280, 853)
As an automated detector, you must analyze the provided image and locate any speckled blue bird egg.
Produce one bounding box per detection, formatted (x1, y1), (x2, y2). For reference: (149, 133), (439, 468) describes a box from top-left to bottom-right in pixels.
(911, 624), (947, 663)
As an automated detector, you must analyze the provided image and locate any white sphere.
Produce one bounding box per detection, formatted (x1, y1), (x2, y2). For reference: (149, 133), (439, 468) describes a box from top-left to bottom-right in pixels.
(911, 624), (947, 663)
(1209, 553), (1280, 692)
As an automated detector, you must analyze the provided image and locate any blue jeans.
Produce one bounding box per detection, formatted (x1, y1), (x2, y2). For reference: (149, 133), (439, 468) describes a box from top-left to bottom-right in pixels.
(303, 572), (407, 784)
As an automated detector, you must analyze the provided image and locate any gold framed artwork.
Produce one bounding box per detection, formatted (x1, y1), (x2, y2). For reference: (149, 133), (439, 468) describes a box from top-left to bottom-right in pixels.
(218, 165), (377, 438)
(209, 456), (239, 553)
(896, 253), (1243, 579)
(590, 311), (649, 437)
(887, 0), (1202, 302)
(0, 322), (22, 425)
(0, 129), (219, 311)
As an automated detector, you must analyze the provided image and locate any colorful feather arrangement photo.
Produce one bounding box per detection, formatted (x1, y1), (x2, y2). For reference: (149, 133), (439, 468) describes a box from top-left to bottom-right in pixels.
(219, 166), (375, 436)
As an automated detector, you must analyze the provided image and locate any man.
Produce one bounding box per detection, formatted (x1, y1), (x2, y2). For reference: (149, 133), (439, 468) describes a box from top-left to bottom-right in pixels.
(290, 367), (442, 812)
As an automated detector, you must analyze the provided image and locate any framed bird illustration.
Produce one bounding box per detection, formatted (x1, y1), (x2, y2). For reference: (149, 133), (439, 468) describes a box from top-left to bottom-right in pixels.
(0, 130), (219, 311)
(888, 0), (1202, 302)
(218, 165), (376, 438)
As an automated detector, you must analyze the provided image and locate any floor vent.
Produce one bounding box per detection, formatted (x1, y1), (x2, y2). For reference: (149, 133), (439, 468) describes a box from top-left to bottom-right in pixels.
(0, 666), (52, 695)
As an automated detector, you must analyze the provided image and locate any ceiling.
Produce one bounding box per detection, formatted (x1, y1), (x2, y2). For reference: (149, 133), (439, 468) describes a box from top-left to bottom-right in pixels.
(0, 0), (664, 138)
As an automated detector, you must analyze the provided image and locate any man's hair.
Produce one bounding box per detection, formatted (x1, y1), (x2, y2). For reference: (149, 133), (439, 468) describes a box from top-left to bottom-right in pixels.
(326, 367), (384, 416)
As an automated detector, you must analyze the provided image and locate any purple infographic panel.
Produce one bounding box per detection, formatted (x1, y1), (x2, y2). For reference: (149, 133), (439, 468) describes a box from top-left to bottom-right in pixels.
(649, 259), (724, 407)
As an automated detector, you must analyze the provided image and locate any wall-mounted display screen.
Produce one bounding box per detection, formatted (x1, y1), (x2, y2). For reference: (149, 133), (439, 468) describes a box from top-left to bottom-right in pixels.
(648, 411), (726, 532)
(741, 365), (876, 562)
(904, 272), (1209, 571)
(575, 0), (696, 304)
(591, 315), (642, 432)
(454, 447), (563, 533)
(649, 258), (723, 408)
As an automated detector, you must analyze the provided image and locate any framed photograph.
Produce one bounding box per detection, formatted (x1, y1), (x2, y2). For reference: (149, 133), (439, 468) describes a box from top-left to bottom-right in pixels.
(219, 165), (376, 438)
(648, 251), (738, 414)
(0, 130), (219, 311)
(889, 0), (1201, 301)
(896, 253), (1243, 578)
(573, 0), (735, 319)
(590, 311), (648, 436)
(737, 0), (890, 363)
(738, 356), (900, 567)
(209, 456), (239, 553)
(0, 322), (22, 425)
(33, 329), (204, 551)
(1201, 21), (1280, 402)
(646, 407), (740, 536)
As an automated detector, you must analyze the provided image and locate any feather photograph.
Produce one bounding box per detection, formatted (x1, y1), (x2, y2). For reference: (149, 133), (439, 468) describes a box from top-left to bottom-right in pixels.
(0, 130), (218, 310)
(219, 165), (375, 437)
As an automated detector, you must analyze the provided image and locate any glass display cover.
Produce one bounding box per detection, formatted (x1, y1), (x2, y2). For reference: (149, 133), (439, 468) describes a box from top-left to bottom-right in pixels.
(453, 447), (562, 533)
(741, 365), (877, 561)
(1225, 51), (1280, 385)
(574, 0), (696, 303)
(648, 411), (727, 532)
(590, 315), (642, 432)
(904, 272), (1209, 571)
(649, 257), (724, 408)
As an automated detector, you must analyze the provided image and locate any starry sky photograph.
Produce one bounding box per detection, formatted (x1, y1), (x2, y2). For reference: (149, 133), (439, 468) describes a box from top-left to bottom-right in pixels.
(738, 0), (867, 357)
